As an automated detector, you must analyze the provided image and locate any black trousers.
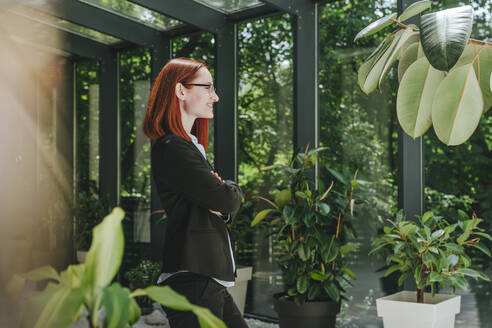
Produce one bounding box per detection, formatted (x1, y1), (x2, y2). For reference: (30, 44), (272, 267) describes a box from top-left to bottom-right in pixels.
(159, 272), (249, 328)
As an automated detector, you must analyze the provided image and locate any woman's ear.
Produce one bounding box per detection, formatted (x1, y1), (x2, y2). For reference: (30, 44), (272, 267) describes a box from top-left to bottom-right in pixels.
(175, 83), (186, 100)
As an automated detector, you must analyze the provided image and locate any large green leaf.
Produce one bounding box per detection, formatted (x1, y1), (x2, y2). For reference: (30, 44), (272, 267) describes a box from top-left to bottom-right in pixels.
(361, 30), (403, 94)
(452, 44), (480, 69)
(274, 189), (291, 208)
(60, 264), (86, 288)
(8, 266), (62, 300)
(398, 41), (424, 82)
(379, 27), (417, 88)
(21, 284), (84, 328)
(323, 281), (340, 302)
(400, 31), (420, 53)
(103, 283), (131, 328)
(128, 297), (141, 325)
(251, 209), (274, 226)
(322, 236), (340, 263)
(84, 207), (125, 287)
(450, 44), (492, 112)
(398, 0), (432, 22)
(365, 34), (392, 62)
(469, 242), (491, 257)
(145, 286), (226, 328)
(297, 275), (308, 294)
(359, 40), (386, 93)
(474, 46), (492, 112)
(24, 265), (60, 283)
(432, 64), (483, 145)
(397, 57), (445, 138)
(354, 13), (397, 42)
(420, 6), (473, 71)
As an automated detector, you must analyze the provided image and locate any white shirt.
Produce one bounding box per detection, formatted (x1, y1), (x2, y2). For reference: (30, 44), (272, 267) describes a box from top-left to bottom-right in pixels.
(157, 132), (236, 287)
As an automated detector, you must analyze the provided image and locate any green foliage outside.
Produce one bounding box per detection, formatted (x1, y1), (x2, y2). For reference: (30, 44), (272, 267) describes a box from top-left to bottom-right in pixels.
(74, 179), (112, 251)
(119, 47), (152, 207)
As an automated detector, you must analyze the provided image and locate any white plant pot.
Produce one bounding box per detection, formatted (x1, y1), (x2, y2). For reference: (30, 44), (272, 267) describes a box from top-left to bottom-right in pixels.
(227, 266), (252, 315)
(377, 290), (461, 328)
(76, 250), (88, 264)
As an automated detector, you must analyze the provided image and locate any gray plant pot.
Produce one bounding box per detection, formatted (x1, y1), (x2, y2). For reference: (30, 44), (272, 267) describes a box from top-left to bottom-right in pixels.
(273, 293), (341, 328)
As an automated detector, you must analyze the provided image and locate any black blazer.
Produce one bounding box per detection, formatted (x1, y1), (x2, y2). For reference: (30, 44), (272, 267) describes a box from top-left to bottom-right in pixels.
(151, 133), (242, 281)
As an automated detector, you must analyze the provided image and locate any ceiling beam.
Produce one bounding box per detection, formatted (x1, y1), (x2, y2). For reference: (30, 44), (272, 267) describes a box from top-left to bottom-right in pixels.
(227, 4), (279, 23)
(127, 0), (227, 33)
(258, 0), (300, 15)
(3, 11), (111, 59)
(32, 0), (165, 49)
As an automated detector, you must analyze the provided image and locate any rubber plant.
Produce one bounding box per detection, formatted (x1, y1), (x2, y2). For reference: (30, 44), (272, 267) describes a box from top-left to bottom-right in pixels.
(370, 209), (491, 303)
(251, 145), (361, 306)
(7, 207), (225, 328)
(355, 0), (492, 146)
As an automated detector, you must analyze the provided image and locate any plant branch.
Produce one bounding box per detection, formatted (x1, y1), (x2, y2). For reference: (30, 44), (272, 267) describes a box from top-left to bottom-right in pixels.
(390, 18), (419, 31)
(469, 39), (492, 46)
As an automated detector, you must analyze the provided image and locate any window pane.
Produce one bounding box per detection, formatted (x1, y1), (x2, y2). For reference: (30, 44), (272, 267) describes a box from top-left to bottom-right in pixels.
(172, 32), (216, 165)
(237, 13), (293, 318)
(11, 5), (122, 45)
(75, 60), (100, 186)
(119, 47), (152, 246)
(79, 0), (183, 31)
(193, 0), (262, 13)
(319, 1), (398, 326)
(424, 1), (492, 327)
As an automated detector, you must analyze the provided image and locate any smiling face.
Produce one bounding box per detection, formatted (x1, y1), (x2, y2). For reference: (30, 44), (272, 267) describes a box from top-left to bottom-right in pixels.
(176, 67), (219, 120)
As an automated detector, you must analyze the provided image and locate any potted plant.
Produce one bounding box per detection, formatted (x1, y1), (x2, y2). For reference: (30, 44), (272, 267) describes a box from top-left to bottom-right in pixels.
(370, 209), (491, 328)
(124, 259), (161, 315)
(73, 179), (112, 263)
(6, 207), (226, 328)
(251, 145), (360, 328)
(355, 0), (492, 146)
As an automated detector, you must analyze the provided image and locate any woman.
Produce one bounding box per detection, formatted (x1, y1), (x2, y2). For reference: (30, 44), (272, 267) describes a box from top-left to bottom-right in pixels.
(142, 57), (248, 328)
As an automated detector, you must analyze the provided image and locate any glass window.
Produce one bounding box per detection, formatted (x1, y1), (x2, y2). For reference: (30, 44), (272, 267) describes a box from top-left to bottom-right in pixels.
(119, 47), (152, 246)
(424, 1), (492, 327)
(172, 32), (216, 165)
(78, 0), (183, 31)
(318, 1), (399, 326)
(9, 5), (122, 45)
(237, 13), (293, 318)
(192, 0), (263, 14)
(75, 60), (100, 187)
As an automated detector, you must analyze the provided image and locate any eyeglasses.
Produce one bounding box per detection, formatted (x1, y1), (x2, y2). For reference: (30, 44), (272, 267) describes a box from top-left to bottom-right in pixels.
(181, 83), (216, 95)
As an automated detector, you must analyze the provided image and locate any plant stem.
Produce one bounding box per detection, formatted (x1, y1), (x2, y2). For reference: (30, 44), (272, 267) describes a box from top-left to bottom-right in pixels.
(390, 18), (419, 31)
(417, 288), (424, 303)
(469, 39), (492, 46)
(336, 213), (342, 238)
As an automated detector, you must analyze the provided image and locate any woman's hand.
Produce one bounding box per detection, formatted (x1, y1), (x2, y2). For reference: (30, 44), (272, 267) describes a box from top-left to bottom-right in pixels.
(209, 171), (224, 215)
(209, 209), (223, 216)
(210, 171), (224, 183)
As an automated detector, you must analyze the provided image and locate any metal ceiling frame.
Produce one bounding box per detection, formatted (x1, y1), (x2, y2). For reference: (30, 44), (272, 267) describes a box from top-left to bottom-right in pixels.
(35, 0), (165, 49)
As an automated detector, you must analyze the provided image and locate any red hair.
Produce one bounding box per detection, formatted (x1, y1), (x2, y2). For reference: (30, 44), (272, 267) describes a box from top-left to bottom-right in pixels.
(142, 57), (210, 151)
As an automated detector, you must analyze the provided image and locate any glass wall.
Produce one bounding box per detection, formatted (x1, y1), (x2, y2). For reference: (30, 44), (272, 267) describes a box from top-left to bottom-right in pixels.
(237, 13), (294, 318)
(318, 1), (399, 326)
(117, 47), (153, 278)
(119, 47), (152, 244)
(75, 60), (100, 191)
(424, 1), (491, 327)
